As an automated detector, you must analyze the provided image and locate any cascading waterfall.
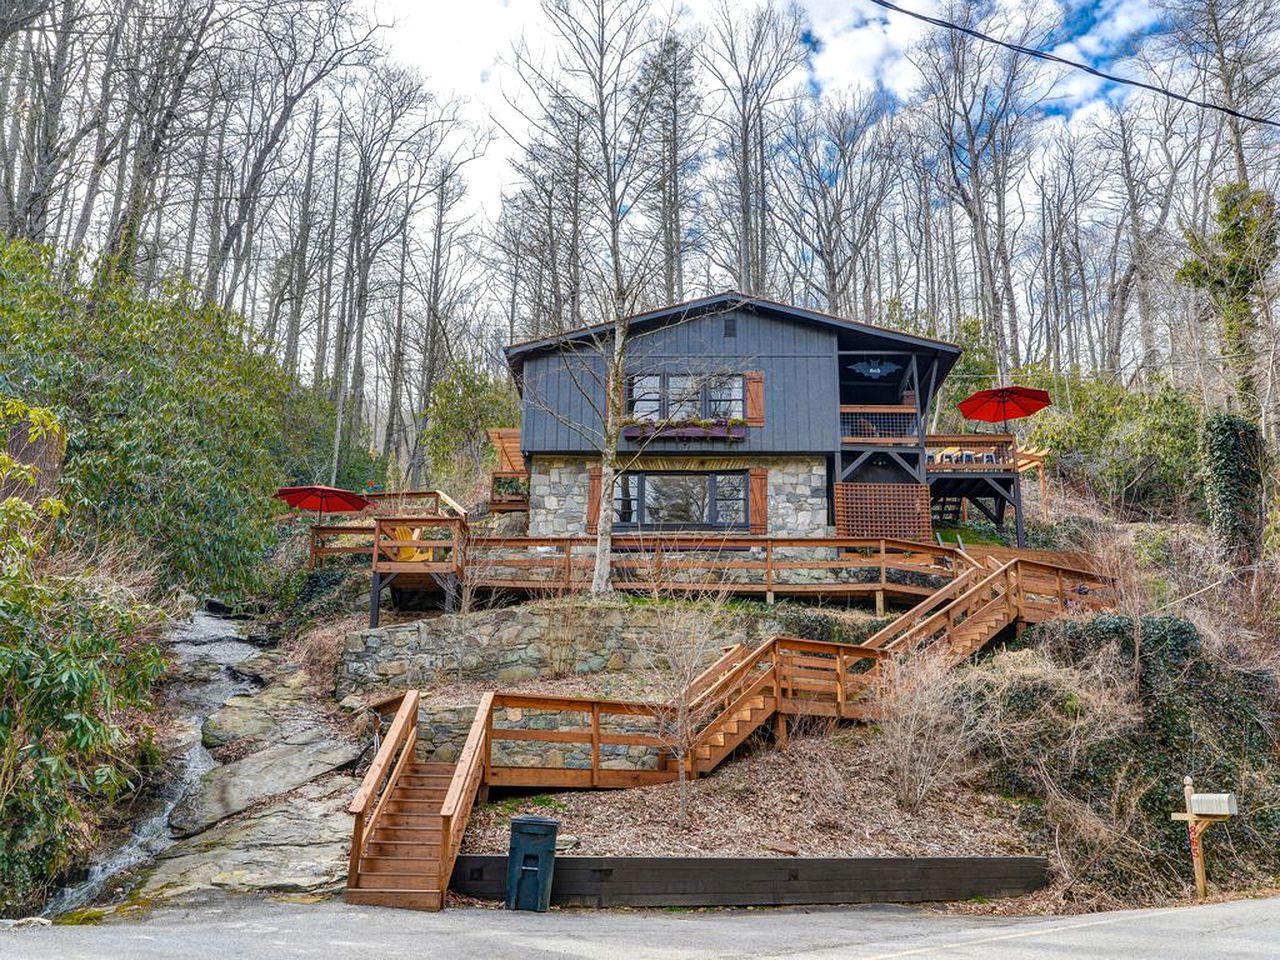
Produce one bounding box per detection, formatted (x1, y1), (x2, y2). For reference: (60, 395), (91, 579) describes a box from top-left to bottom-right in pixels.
(41, 611), (260, 917)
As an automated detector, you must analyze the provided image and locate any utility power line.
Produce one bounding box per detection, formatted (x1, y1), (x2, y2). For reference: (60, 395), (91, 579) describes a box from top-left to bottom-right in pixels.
(865, 0), (1280, 131)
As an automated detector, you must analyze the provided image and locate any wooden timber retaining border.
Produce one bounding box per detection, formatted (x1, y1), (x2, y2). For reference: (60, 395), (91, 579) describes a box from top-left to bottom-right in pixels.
(450, 855), (1048, 908)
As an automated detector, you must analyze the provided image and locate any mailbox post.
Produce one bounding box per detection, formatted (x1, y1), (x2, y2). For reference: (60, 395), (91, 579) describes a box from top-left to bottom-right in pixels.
(1170, 775), (1236, 899)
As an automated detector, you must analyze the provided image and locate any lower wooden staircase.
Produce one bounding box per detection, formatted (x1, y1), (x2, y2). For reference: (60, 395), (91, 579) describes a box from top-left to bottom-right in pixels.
(345, 552), (1112, 911)
(346, 760), (452, 910)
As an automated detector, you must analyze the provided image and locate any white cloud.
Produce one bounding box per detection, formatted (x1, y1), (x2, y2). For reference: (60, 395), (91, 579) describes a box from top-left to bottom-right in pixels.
(377, 0), (1160, 218)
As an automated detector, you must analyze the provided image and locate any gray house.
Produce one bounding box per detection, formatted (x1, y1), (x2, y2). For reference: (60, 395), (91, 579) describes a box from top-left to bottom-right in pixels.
(504, 292), (1025, 544)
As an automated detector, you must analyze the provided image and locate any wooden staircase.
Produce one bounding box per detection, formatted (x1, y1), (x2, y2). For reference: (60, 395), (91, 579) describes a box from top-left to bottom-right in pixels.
(345, 553), (1112, 912)
(932, 496), (964, 526)
(346, 761), (453, 910)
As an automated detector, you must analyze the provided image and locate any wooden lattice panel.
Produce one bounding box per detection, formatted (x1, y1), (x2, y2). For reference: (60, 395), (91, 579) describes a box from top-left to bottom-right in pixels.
(834, 482), (932, 541)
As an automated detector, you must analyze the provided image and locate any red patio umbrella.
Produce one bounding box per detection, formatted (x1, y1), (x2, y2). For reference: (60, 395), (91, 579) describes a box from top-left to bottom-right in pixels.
(274, 484), (371, 521)
(958, 386), (1052, 426)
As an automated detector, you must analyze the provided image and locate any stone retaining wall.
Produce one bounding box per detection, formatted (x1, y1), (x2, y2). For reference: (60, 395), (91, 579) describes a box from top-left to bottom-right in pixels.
(338, 599), (789, 699)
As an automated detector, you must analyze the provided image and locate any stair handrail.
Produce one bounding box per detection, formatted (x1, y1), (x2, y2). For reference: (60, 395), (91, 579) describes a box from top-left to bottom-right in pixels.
(433, 489), (470, 518)
(882, 559), (1019, 654)
(864, 566), (979, 650)
(347, 689), (420, 890)
(687, 639), (777, 719)
(438, 691), (494, 897)
(685, 643), (751, 710)
(690, 666), (775, 762)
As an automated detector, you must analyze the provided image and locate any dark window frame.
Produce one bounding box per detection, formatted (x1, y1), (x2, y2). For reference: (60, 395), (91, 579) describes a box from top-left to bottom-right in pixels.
(613, 470), (750, 531)
(625, 373), (746, 422)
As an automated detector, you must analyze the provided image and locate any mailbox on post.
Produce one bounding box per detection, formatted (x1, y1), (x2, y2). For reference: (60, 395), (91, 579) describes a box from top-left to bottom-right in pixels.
(1171, 776), (1237, 899)
(1188, 792), (1237, 817)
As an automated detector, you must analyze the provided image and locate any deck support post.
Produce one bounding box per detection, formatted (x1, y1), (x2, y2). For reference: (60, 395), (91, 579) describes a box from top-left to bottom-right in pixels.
(773, 711), (787, 748)
(369, 573), (382, 628)
(1013, 474), (1026, 548)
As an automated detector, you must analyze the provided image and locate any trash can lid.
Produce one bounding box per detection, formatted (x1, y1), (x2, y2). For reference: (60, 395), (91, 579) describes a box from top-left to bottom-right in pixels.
(511, 814), (560, 829)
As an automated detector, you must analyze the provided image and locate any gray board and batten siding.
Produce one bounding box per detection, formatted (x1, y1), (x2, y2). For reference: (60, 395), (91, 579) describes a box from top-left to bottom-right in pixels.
(516, 306), (839, 456)
(508, 295), (962, 458)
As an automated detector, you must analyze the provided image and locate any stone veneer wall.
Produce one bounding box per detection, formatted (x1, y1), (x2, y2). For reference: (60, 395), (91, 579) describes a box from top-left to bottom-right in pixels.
(527, 455), (831, 539)
(337, 598), (787, 699)
(527, 457), (592, 537)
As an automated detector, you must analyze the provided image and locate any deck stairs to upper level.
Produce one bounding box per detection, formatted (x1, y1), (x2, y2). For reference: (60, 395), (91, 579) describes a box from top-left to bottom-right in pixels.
(345, 551), (1111, 911)
(931, 496), (964, 526)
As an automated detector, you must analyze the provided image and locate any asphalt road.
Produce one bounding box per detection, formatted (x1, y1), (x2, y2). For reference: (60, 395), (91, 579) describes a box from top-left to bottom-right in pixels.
(5, 895), (1279, 959)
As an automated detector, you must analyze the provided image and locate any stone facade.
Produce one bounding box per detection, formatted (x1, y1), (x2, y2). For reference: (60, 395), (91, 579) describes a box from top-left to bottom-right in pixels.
(526, 455), (832, 539)
(527, 457), (592, 537)
(766, 457), (831, 538)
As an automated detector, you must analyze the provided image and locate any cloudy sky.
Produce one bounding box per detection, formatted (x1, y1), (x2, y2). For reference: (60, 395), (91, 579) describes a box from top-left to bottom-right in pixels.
(374, 0), (1163, 216)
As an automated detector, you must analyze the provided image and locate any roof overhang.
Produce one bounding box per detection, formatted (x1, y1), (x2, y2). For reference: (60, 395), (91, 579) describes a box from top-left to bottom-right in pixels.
(504, 291), (962, 397)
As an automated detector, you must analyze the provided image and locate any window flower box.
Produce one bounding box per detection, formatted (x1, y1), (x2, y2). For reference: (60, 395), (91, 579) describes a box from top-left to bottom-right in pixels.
(622, 420), (748, 441)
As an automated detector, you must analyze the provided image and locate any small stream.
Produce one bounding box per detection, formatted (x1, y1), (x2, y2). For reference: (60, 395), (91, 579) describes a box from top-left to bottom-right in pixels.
(41, 611), (260, 917)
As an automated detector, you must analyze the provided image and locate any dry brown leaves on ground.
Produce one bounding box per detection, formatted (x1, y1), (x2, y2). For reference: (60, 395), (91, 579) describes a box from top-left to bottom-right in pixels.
(463, 728), (1032, 859)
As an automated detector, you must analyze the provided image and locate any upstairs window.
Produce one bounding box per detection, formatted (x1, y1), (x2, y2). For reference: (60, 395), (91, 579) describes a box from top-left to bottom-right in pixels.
(707, 374), (745, 421)
(626, 373), (747, 422)
(629, 375), (662, 420)
(667, 375), (702, 420)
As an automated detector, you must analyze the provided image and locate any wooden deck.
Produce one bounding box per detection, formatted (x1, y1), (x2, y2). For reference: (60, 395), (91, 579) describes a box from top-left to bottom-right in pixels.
(308, 512), (1105, 625)
(486, 428), (529, 512)
(344, 549), (1113, 911)
(357, 519), (994, 622)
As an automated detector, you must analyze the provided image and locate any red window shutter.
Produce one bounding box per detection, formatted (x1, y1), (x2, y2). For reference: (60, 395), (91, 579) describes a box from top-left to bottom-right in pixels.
(585, 467), (602, 534)
(744, 371), (765, 426)
(748, 468), (768, 534)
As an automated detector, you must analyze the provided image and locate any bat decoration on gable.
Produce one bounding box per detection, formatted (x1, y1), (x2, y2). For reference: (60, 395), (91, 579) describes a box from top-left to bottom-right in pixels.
(848, 359), (901, 380)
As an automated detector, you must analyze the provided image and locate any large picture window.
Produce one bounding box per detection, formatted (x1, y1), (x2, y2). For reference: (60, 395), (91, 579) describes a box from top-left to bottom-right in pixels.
(626, 373), (746, 422)
(613, 471), (748, 530)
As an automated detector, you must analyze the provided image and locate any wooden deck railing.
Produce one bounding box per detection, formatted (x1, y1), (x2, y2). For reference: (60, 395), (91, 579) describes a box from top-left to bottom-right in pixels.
(455, 534), (975, 600)
(310, 523), (376, 569)
(347, 690), (420, 889)
(371, 516), (467, 576)
(363, 488), (468, 517)
(310, 490), (466, 568)
(484, 692), (674, 789)
(925, 434), (1016, 471)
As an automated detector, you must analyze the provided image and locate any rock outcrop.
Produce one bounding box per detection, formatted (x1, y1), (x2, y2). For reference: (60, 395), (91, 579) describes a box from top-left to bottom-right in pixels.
(142, 776), (358, 900)
(169, 728), (359, 837)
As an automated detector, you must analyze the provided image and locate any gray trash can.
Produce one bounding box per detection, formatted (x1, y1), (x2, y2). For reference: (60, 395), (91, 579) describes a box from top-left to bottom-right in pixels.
(505, 815), (559, 912)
